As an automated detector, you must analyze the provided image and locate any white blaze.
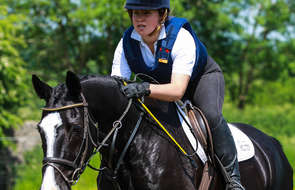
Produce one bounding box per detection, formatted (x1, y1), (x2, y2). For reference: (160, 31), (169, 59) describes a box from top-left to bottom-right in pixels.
(39, 112), (63, 190)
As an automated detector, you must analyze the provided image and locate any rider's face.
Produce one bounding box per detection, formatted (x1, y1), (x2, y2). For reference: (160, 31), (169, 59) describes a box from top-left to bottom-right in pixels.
(132, 10), (160, 37)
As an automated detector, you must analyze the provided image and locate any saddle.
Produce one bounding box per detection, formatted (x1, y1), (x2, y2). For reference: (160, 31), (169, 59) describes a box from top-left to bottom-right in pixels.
(176, 100), (217, 190)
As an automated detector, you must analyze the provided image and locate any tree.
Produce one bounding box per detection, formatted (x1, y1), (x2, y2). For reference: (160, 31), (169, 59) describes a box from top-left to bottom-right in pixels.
(174, 0), (295, 109)
(227, 0), (294, 108)
(0, 4), (28, 145)
(8, 0), (130, 81)
(6, 0), (295, 109)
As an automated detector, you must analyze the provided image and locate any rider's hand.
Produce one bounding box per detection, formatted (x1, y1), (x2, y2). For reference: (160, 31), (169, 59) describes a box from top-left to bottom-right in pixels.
(121, 82), (151, 99)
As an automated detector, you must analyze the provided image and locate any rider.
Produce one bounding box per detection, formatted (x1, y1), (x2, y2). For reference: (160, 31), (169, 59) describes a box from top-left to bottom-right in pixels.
(111, 0), (245, 189)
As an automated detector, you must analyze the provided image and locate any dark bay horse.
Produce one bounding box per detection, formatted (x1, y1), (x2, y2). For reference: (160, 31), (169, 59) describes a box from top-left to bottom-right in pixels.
(32, 71), (293, 190)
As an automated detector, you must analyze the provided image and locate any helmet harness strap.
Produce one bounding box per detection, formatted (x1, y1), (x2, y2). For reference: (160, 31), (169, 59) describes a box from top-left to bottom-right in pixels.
(148, 9), (168, 37)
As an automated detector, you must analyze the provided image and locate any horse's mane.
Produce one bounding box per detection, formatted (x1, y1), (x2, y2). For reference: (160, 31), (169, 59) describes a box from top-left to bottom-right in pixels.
(79, 74), (118, 86)
(50, 74), (117, 101)
(79, 74), (111, 81)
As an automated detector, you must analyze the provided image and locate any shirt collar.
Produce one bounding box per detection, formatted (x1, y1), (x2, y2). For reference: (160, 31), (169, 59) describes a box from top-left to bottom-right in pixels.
(131, 24), (166, 43)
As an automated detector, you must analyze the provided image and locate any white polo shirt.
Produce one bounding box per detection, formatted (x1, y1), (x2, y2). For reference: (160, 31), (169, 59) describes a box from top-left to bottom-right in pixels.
(111, 25), (196, 80)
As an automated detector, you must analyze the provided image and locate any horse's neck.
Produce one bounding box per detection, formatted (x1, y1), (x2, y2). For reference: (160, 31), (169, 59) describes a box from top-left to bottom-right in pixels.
(81, 76), (138, 130)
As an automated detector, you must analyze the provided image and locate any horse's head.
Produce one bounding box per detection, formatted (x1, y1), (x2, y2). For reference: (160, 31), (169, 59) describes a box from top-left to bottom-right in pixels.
(32, 71), (97, 190)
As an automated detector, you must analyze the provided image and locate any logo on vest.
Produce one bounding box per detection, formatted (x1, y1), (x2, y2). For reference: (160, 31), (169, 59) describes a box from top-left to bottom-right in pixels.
(158, 58), (168, 64)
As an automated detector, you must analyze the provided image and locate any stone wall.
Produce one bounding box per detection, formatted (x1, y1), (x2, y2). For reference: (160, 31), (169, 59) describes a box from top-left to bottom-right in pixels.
(0, 121), (40, 190)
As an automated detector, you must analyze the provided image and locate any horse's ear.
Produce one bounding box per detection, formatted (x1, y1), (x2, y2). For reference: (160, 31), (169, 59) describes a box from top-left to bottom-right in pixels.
(32, 74), (52, 101)
(66, 71), (81, 97)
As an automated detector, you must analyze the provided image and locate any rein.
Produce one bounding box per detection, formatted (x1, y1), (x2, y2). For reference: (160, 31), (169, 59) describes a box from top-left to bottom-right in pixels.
(41, 103), (85, 111)
(122, 81), (189, 156)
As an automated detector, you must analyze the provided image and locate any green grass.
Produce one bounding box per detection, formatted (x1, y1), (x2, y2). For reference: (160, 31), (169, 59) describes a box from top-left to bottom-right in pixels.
(72, 155), (101, 190)
(13, 103), (294, 189)
(14, 146), (42, 190)
(278, 136), (295, 184)
(223, 103), (295, 137)
(223, 103), (295, 187)
(71, 167), (98, 190)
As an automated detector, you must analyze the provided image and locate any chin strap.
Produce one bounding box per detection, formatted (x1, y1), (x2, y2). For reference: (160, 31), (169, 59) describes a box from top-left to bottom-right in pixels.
(147, 24), (162, 38)
(148, 9), (168, 37)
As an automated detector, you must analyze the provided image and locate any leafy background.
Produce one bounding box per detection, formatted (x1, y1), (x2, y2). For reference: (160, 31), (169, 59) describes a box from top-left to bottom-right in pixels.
(0, 0), (294, 189)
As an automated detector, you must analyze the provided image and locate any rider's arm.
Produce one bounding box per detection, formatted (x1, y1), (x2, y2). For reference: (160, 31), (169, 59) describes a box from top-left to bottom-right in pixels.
(149, 28), (196, 102)
(149, 73), (190, 101)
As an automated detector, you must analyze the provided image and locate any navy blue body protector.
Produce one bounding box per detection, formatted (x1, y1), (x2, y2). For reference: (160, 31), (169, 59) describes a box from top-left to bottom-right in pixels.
(123, 17), (208, 84)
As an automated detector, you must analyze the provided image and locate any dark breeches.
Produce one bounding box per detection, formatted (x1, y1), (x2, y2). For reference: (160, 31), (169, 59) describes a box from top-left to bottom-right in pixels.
(192, 71), (224, 130)
(186, 56), (225, 130)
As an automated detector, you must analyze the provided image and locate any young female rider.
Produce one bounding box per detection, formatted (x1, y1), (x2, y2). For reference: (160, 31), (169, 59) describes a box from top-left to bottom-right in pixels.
(111, 0), (245, 189)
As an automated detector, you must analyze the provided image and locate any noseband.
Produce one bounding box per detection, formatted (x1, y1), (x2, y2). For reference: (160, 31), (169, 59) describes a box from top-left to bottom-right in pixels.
(41, 93), (97, 185)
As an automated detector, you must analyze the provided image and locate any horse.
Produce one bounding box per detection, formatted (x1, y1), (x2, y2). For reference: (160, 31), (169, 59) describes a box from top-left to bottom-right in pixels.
(32, 71), (293, 190)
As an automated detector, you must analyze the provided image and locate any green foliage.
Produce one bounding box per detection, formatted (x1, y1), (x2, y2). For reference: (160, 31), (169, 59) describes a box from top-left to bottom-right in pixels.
(0, 4), (29, 145)
(6, 0), (130, 81)
(248, 78), (295, 106)
(174, 0), (294, 109)
(224, 102), (295, 138)
(4, 0), (295, 110)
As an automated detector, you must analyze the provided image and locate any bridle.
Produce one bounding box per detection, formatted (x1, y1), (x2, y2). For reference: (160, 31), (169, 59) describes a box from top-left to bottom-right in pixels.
(41, 93), (97, 185)
(40, 92), (139, 189)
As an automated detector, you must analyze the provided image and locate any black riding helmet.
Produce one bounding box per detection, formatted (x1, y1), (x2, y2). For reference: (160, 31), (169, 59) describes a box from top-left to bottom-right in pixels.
(124, 0), (170, 10)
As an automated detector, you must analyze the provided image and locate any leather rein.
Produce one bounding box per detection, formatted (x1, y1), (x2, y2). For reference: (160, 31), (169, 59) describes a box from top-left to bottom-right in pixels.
(40, 92), (142, 189)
